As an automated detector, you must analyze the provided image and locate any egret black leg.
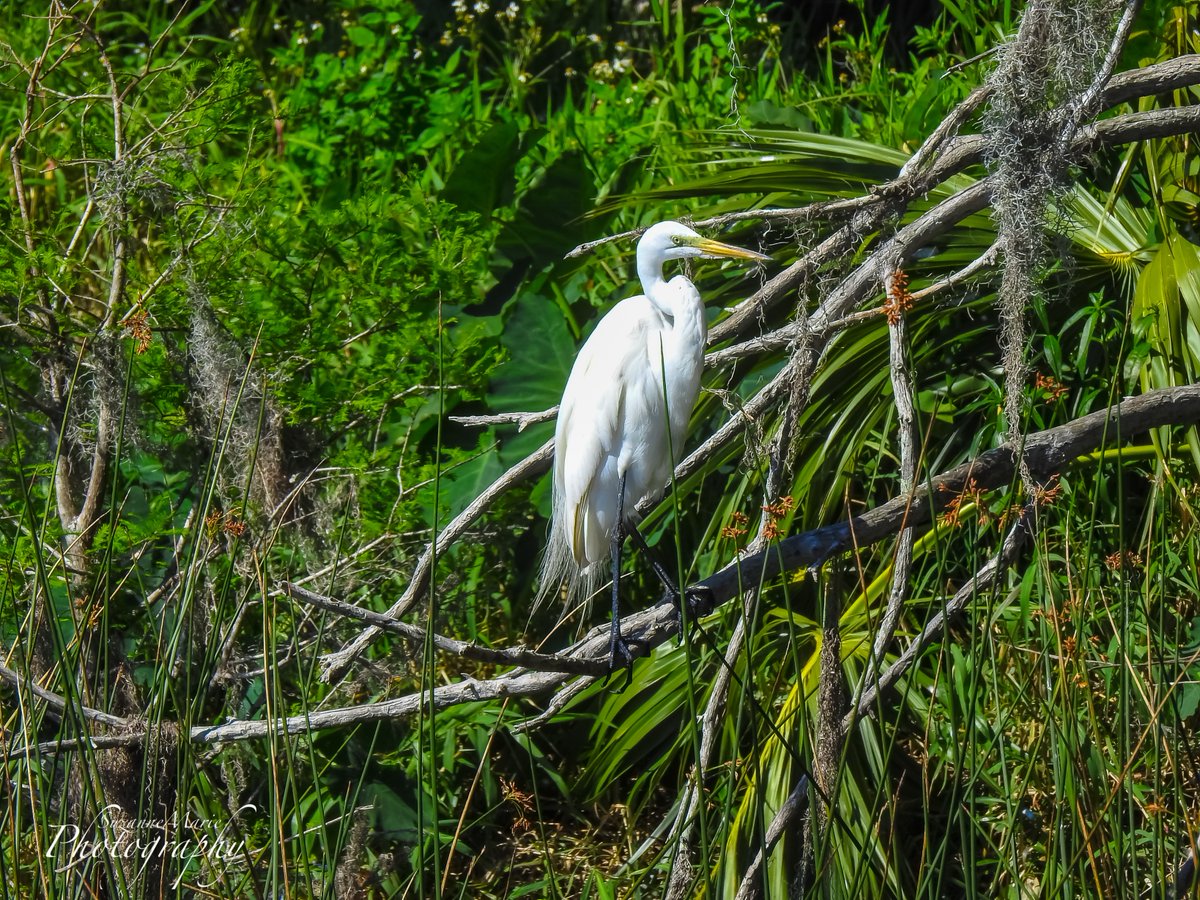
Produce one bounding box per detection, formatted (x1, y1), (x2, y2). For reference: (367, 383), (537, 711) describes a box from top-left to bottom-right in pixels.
(625, 525), (716, 632)
(625, 525), (682, 596)
(608, 473), (632, 672)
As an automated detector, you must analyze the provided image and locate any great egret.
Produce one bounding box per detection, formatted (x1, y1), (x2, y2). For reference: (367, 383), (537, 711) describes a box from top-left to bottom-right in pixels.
(537, 220), (770, 667)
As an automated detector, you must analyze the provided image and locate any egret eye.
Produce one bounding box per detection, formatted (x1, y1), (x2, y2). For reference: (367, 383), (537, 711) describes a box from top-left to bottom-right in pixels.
(671, 235), (684, 246)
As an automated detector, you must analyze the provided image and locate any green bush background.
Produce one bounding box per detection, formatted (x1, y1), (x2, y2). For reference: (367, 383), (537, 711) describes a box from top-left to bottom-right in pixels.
(3, 0), (1200, 896)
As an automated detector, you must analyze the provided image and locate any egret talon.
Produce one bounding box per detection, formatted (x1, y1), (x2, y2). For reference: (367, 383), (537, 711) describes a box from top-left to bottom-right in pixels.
(610, 638), (632, 669)
(662, 583), (714, 645)
(605, 634), (634, 689)
(683, 584), (715, 619)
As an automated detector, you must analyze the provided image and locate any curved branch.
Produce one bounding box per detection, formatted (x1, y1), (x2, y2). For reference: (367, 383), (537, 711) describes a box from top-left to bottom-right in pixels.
(0, 662), (130, 730)
(20, 384), (1199, 756)
(285, 582), (607, 677)
(703, 384), (1200, 603)
(319, 439), (553, 681)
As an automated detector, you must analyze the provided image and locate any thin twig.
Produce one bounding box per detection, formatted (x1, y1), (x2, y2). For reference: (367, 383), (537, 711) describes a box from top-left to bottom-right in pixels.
(285, 582), (607, 676)
(0, 662), (128, 729)
(320, 439), (554, 681)
(449, 408), (558, 431)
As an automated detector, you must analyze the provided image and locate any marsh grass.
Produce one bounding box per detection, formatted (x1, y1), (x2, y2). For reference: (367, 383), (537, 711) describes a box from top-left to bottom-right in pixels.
(2, 0), (1200, 897)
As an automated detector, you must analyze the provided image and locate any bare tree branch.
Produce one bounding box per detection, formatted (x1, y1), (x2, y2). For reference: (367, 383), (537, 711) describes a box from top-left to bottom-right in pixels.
(565, 54), (1199, 327)
(734, 772), (813, 900)
(449, 408), (557, 431)
(284, 582), (607, 676)
(704, 384), (1200, 604)
(319, 440), (554, 680)
(863, 269), (920, 689)
(15, 383), (1200, 757)
(0, 662), (129, 730)
(565, 52), (1200, 263)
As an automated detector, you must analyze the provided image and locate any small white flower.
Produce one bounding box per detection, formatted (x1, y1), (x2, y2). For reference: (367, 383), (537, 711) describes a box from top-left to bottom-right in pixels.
(504, 2), (519, 21)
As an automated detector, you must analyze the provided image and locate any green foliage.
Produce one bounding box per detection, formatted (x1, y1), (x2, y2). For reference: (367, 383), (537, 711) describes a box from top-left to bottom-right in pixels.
(2, 0), (1199, 896)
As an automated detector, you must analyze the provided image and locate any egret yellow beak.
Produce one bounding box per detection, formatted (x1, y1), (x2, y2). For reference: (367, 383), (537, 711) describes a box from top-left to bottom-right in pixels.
(689, 236), (772, 263)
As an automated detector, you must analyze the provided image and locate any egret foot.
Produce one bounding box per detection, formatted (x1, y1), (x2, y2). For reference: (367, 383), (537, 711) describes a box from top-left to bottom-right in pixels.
(605, 624), (634, 690)
(607, 622), (633, 668)
(661, 583), (715, 644)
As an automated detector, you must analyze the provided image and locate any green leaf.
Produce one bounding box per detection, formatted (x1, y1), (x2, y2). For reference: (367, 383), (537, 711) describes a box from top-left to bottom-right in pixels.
(442, 121), (526, 217)
(345, 25), (377, 48)
(488, 294), (575, 463)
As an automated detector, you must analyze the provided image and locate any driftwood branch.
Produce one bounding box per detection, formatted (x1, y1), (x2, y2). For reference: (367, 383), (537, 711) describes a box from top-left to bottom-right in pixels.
(14, 384), (1200, 757)
(319, 439), (553, 681)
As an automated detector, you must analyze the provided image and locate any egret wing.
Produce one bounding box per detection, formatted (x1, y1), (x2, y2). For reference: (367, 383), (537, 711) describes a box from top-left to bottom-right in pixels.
(556, 296), (664, 566)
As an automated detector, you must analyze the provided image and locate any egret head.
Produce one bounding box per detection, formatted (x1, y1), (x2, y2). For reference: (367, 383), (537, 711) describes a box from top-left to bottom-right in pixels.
(638, 220), (770, 267)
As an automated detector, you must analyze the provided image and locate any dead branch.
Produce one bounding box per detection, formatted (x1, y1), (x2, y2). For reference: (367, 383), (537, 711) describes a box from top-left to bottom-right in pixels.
(284, 582), (607, 676)
(449, 408), (557, 431)
(319, 439), (554, 680)
(705, 383), (1200, 603)
(864, 269), (920, 687)
(0, 662), (128, 730)
(15, 383), (1200, 757)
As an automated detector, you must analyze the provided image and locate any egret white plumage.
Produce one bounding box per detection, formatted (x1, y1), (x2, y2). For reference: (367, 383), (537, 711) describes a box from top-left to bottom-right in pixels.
(537, 220), (770, 667)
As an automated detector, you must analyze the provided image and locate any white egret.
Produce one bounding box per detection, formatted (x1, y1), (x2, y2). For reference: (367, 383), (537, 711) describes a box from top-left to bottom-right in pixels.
(537, 220), (770, 667)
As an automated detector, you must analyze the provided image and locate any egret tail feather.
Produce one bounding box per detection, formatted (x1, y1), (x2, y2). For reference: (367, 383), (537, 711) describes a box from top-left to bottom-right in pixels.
(534, 490), (606, 614)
